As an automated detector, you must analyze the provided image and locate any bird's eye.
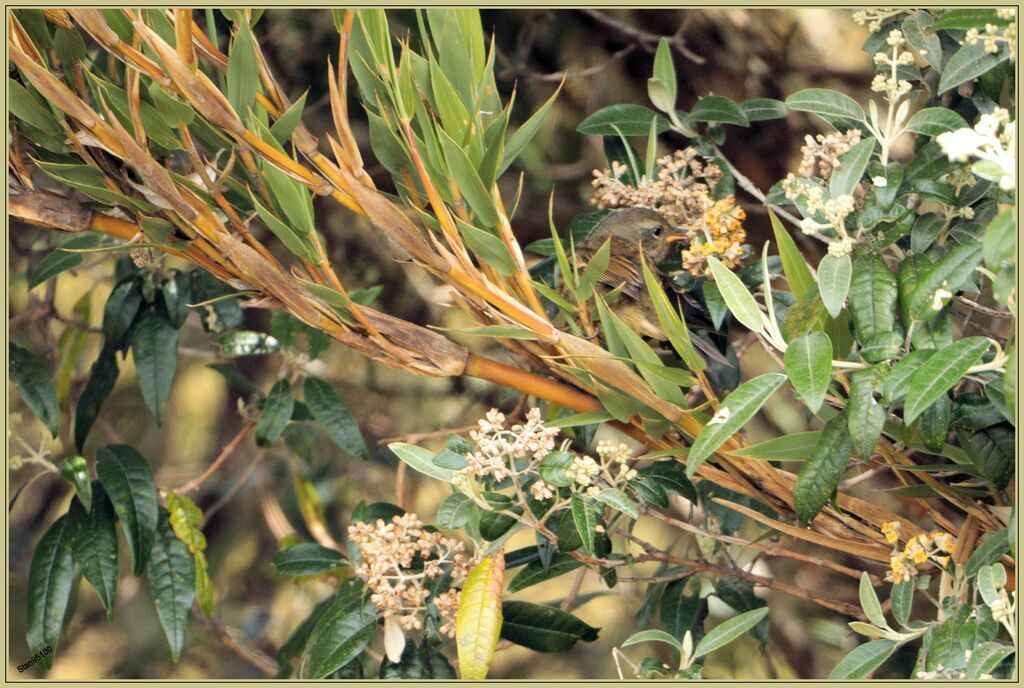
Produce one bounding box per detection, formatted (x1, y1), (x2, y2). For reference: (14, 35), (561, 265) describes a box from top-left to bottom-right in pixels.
(651, 226), (662, 236)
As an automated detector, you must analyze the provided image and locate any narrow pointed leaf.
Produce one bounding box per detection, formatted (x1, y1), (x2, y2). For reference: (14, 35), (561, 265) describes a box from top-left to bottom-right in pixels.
(829, 639), (896, 678)
(903, 337), (990, 424)
(146, 510), (195, 662)
(10, 343), (60, 437)
(256, 379), (294, 447)
(27, 515), (75, 668)
(131, 310), (179, 426)
(96, 444), (158, 575)
(693, 607), (770, 658)
(389, 442), (453, 481)
(304, 378), (368, 459)
(273, 543), (345, 577)
(769, 209), (814, 299)
(794, 413), (854, 524)
(687, 373), (786, 476)
(68, 483), (118, 617)
(848, 254), (897, 342)
(300, 580), (378, 678)
(499, 601), (599, 652)
(707, 256), (764, 333)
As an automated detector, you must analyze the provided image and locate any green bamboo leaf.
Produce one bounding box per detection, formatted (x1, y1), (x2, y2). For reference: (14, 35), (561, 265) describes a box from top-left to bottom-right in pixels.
(903, 337), (990, 424)
(690, 94), (749, 126)
(829, 640), (896, 678)
(848, 254), (897, 342)
(10, 342), (60, 437)
(499, 601), (599, 653)
(783, 332), (832, 413)
(68, 482), (118, 617)
(693, 607), (770, 658)
(707, 256), (765, 333)
(438, 129), (499, 226)
(26, 515), (75, 668)
(456, 218), (518, 275)
(226, 20), (259, 117)
(687, 373), (787, 476)
(457, 554), (505, 678)
(847, 367), (886, 459)
(817, 253), (852, 319)
(794, 414), (854, 524)
(785, 88), (865, 123)
(131, 310), (179, 426)
(938, 41), (1009, 94)
(146, 510), (196, 662)
(28, 233), (102, 289)
(96, 444), (158, 575)
(571, 494), (599, 556)
(641, 254), (705, 371)
(304, 378), (368, 459)
(829, 137), (875, 198)
(300, 580), (378, 678)
(256, 379), (294, 447)
(726, 431), (822, 461)
(500, 82), (562, 176)
(270, 91), (309, 143)
(769, 209), (814, 299)
(9, 77), (63, 136)
(273, 543), (346, 577)
(906, 242), (983, 323)
(575, 237), (612, 301)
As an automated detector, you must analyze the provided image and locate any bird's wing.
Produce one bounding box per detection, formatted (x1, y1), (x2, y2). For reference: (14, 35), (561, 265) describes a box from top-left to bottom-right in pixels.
(579, 235), (643, 300)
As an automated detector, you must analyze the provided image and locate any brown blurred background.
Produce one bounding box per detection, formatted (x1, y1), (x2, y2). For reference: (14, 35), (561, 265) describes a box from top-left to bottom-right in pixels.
(8, 8), (904, 679)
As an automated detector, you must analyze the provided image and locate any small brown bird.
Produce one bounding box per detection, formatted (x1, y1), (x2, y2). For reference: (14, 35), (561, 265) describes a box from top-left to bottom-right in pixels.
(571, 207), (727, 364)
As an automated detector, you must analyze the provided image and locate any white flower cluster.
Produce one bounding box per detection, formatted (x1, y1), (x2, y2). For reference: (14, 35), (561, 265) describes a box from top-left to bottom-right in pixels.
(852, 8), (901, 34)
(965, 10), (1017, 60)
(455, 408), (560, 485)
(937, 107), (1016, 191)
(870, 30), (913, 99)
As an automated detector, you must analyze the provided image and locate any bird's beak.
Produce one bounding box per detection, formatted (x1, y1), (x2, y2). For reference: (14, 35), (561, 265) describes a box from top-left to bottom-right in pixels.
(664, 229), (689, 244)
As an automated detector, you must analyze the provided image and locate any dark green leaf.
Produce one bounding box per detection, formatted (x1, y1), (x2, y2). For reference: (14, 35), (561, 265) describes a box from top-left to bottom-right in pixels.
(29, 234), (102, 290)
(303, 378), (368, 459)
(956, 423), (1014, 488)
(847, 368), (886, 459)
(508, 554), (582, 592)
(794, 414), (854, 524)
(903, 337), (989, 424)
(10, 342), (60, 437)
(74, 344), (119, 452)
(726, 431), (821, 461)
(571, 494), (598, 556)
(226, 20), (259, 117)
(270, 91), (309, 143)
(660, 576), (704, 640)
(499, 601), (599, 653)
(26, 515), (75, 668)
(848, 254), (897, 342)
(301, 580), (378, 678)
(146, 510), (195, 662)
(273, 543), (345, 577)
(68, 483), (118, 616)
(256, 379), (294, 447)
(131, 310), (179, 426)
(967, 530), (1010, 578)
(96, 444), (158, 575)
(437, 492), (477, 529)
(103, 277), (144, 345)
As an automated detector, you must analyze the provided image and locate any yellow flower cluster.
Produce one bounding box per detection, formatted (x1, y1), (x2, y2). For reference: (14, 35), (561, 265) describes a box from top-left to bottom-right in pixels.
(882, 521), (956, 584)
(679, 197), (747, 276)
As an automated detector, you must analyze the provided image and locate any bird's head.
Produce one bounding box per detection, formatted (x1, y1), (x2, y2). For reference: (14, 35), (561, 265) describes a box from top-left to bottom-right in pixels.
(593, 207), (687, 264)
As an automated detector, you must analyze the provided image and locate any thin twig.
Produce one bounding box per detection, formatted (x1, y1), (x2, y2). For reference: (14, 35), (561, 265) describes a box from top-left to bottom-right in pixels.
(172, 420), (256, 494)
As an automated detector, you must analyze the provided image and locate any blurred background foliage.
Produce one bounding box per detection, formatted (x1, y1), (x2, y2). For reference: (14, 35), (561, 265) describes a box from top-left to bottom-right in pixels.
(8, 8), (890, 679)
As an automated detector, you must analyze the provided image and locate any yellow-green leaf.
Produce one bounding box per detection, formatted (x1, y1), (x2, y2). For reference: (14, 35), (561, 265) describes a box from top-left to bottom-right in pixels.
(456, 552), (505, 679)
